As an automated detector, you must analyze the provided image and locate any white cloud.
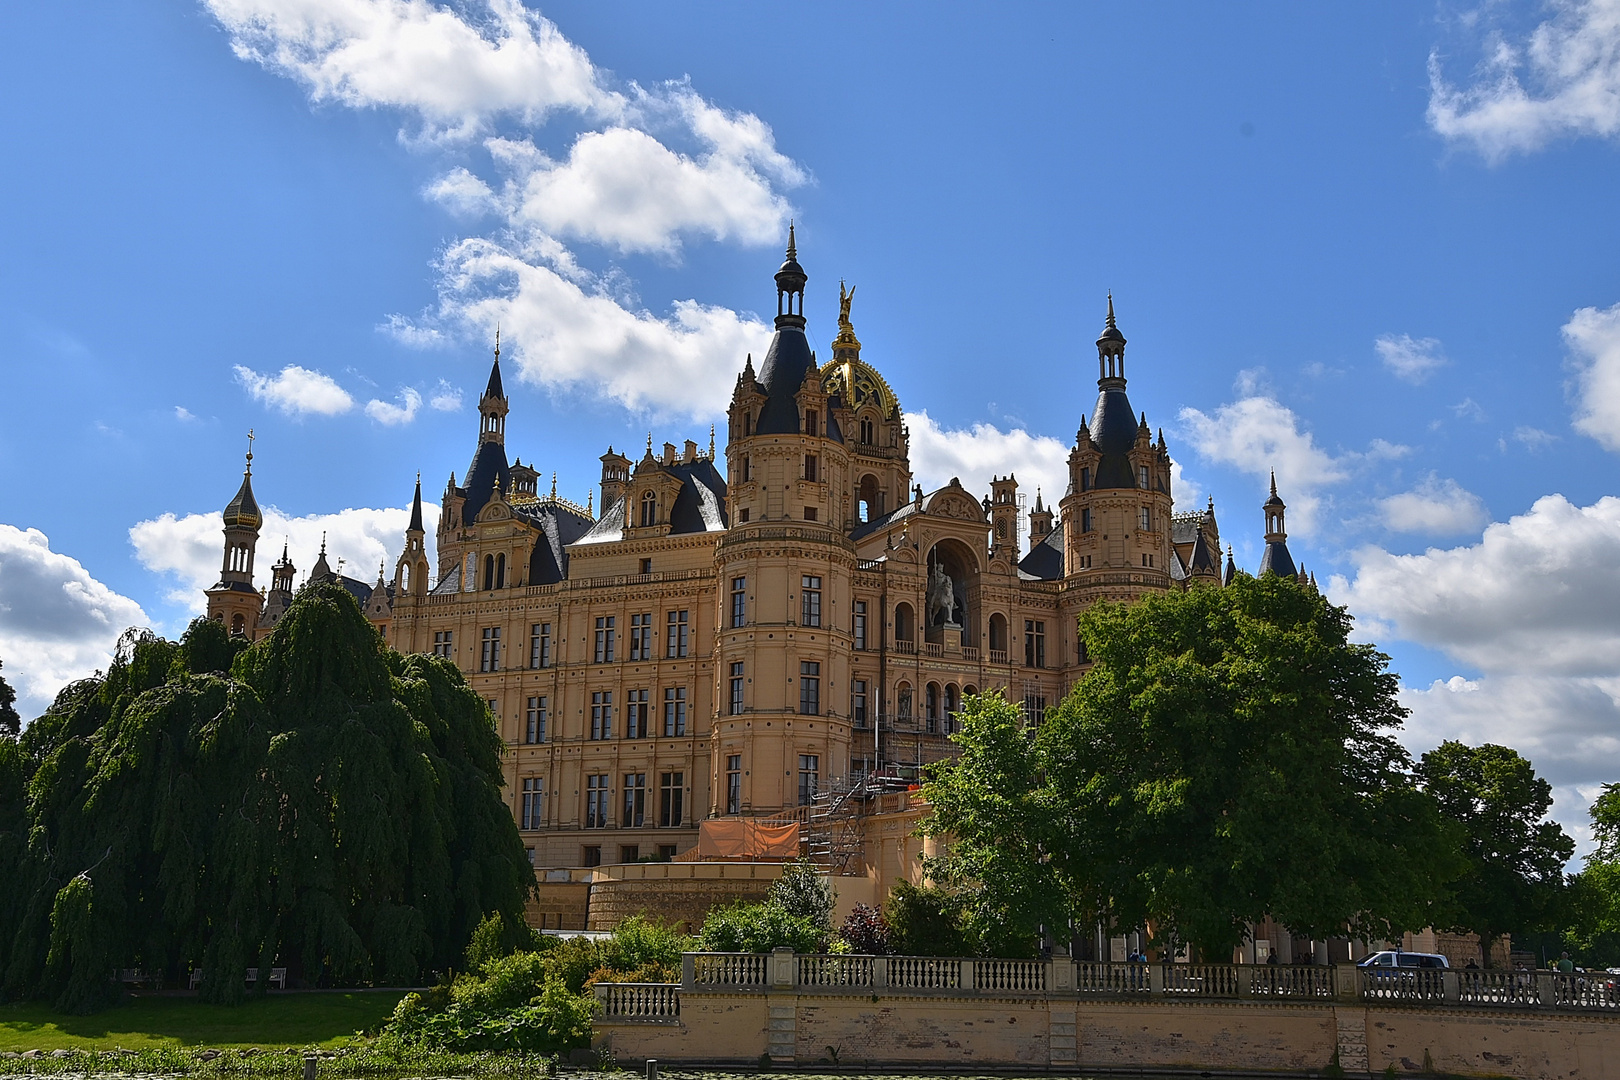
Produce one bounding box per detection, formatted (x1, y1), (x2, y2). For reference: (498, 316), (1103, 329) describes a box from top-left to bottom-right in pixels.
(1377, 474), (1489, 535)
(1375, 333), (1448, 383)
(1566, 299), (1620, 451)
(365, 386), (423, 425)
(1428, 0), (1620, 160)
(175, 405), (197, 422)
(0, 524), (149, 722)
(481, 118), (800, 255)
(130, 503), (439, 615)
(409, 236), (772, 420)
(429, 379), (463, 411)
(1178, 396), (1348, 535)
(1452, 397), (1487, 422)
(904, 411), (1070, 510)
(203, 0), (620, 139)
(1332, 493), (1620, 850)
(425, 166), (498, 217)
(1513, 425), (1559, 450)
(235, 364), (355, 416)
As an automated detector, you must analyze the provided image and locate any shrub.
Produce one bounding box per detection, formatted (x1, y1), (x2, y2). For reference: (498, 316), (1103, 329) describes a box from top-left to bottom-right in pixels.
(885, 881), (974, 957)
(697, 901), (827, 953)
(596, 915), (689, 981)
(770, 859), (835, 925)
(840, 903), (890, 954)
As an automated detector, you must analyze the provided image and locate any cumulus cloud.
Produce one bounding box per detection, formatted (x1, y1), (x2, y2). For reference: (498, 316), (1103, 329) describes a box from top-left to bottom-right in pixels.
(130, 503), (439, 614)
(429, 380), (463, 411)
(1375, 333), (1448, 383)
(1377, 474), (1489, 535)
(235, 364), (355, 416)
(1178, 396), (1348, 535)
(208, 0), (804, 422)
(0, 524), (149, 722)
(203, 0), (620, 139)
(1332, 493), (1620, 848)
(175, 405), (198, 422)
(1566, 299), (1620, 451)
(1428, 0), (1620, 160)
(406, 236), (772, 420)
(904, 411), (1070, 510)
(365, 386), (423, 425)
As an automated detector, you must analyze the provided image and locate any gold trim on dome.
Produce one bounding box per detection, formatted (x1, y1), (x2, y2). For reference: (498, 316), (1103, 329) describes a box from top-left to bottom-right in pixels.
(820, 356), (900, 416)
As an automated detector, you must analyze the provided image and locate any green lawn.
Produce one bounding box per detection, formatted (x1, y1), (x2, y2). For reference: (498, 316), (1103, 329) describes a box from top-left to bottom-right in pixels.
(0, 992), (408, 1052)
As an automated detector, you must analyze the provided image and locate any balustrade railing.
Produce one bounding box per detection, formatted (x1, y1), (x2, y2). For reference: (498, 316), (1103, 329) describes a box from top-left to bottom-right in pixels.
(692, 952), (768, 987)
(594, 954), (1620, 1023)
(597, 982), (680, 1020)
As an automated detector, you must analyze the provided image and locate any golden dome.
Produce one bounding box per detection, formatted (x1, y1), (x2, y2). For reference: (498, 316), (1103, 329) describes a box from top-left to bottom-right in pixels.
(820, 356), (900, 418)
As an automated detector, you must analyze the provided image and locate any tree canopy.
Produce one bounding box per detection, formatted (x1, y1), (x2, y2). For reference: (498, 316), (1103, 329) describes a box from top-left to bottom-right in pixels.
(1416, 741), (1573, 965)
(0, 584), (532, 1012)
(924, 574), (1461, 960)
(0, 660), (18, 736)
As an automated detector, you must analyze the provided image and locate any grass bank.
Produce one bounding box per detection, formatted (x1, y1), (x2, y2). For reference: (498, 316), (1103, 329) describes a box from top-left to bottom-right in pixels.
(0, 1043), (564, 1077)
(0, 992), (408, 1052)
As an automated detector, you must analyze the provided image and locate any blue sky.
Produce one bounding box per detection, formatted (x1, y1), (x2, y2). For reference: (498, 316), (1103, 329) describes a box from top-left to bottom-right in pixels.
(2, 1), (1619, 842)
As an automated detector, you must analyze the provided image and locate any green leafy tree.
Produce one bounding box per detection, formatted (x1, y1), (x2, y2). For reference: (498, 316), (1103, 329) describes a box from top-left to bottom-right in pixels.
(1416, 742), (1574, 966)
(0, 659), (20, 736)
(0, 585), (533, 1011)
(925, 574), (1460, 960)
(883, 881), (973, 957)
(1566, 786), (1620, 967)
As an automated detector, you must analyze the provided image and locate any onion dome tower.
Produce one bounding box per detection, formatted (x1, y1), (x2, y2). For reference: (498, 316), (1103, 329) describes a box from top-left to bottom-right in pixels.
(205, 434), (265, 636)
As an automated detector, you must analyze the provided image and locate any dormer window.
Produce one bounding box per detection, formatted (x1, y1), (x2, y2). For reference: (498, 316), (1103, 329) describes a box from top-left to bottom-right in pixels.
(1080, 467), (1091, 492)
(804, 409), (818, 436)
(1138, 465), (1150, 489)
(640, 491), (658, 528)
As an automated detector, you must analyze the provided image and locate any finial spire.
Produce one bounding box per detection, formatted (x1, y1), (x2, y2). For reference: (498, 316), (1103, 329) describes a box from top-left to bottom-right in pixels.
(1270, 469), (1277, 496)
(551, 472), (558, 498)
(787, 220), (796, 258)
(493, 323), (501, 362)
(709, 424), (716, 458)
(320, 531), (327, 555)
(1106, 291), (1116, 330)
(244, 428), (255, 474)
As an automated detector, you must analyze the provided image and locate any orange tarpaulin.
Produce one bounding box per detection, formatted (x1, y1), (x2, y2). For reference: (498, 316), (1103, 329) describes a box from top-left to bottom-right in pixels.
(680, 819), (801, 860)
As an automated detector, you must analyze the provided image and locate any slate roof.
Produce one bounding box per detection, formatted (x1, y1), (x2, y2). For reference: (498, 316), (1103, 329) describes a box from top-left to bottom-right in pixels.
(574, 459), (729, 545)
(754, 325), (841, 440)
(1017, 524), (1066, 581)
(1258, 539), (1299, 579)
(461, 440), (512, 526)
(484, 356), (505, 400)
(430, 564), (461, 596)
(519, 500), (596, 584)
(1089, 384), (1140, 489)
(849, 500), (921, 542)
(222, 471), (262, 529)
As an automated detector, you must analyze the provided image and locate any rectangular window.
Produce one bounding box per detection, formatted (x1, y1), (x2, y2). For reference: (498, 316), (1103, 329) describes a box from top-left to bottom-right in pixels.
(658, 844), (677, 860)
(665, 610), (689, 658)
(590, 691), (613, 740)
(622, 772), (646, 828)
(741, 456), (750, 482)
(801, 575), (822, 627)
(798, 754), (820, 806)
(629, 612), (652, 660)
(803, 506), (818, 522)
(625, 689), (648, 739)
(524, 695), (547, 744)
(639, 557), (652, 575)
(480, 626), (501, 672)
(1139, 506), (1152, 532)
(487, 697), (499, 719)
(432, 630), (453, 658)
(739, 507), (750, 523)
(730, 577), (747, 628)
(725, 754), (742, 815)
(729, 661), (745, 715)
(659, 771), (685, 828)
(804, 454), (818, 482)
(799, 661), (820, 715)
(663, 686), (687, 736)
(1023, 692), (1048, 728)
(853, 600), (867, 650)
(529, 623), (550, 668)
(520, 777), (542, 830)
(1025, 620), (1046, 669)
(1139, 465), (1151, 489)
(852, 679), (868, 727)
(804, 409), (818, 436)
(1080, 466), (1091, 492)
(593, 616), (616, 663)
(585, 775), (609, 829)
(1081, 508), (1093, 533)
(620, 845), (640, 863)
(583, 845), (602, 867)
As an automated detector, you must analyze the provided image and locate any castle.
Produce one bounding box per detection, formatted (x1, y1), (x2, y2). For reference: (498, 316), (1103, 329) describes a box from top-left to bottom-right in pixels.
(206, 232), (1309, 875)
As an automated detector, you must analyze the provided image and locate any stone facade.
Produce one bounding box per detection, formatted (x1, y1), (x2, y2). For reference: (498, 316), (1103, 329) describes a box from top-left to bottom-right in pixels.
(204, 237), (1313, 875)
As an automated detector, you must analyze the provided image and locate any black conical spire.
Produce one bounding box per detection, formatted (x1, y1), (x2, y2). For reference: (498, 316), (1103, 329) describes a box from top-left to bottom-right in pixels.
(484, 327), (506, 400)
(408, 472), (424, 533)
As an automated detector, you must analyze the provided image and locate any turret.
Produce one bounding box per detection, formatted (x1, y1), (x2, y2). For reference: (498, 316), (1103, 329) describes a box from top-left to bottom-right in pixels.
(205, 434), (266, 637)
(478, 330), (509, 447)
(394, 473), (431, 603)
(990, 474), (1021, 558)
(1257, 472), (1301, 580)
(1028, 489), (1054, 546)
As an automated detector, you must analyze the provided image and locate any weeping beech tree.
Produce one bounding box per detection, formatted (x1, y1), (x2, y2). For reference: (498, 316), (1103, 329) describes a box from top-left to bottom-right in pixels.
(0, 583), (532, 1012)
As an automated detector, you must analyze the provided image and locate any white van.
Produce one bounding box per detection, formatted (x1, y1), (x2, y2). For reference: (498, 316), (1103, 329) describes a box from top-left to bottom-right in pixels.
(1357, 950), (1450, 969)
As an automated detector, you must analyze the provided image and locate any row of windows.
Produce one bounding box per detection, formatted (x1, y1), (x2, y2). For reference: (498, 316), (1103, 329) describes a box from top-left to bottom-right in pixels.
(1076, 465), (1161, 493)
(594, 611), (690, 664)
(555, 771), (688, 830)
(586, 688), (689, 739)
(1076, 507), (1158, 533)
(718, 753), (820, 812)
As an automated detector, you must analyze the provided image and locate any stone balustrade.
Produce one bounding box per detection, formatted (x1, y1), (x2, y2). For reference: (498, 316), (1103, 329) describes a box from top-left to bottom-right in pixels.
(601, 951), (1620, 1023)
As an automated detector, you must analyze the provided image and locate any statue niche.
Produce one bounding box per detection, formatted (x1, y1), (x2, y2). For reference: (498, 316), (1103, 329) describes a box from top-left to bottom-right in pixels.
(925, 543), (970, 648)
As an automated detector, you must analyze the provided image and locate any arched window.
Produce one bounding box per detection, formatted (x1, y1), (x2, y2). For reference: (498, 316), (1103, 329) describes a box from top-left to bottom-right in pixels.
(896, 682), (913, 721)
(640, 490), (658, 528)
(926, 683), (940, 733)
(494, 552), (506, 589)
(483, 554), (495, 591)
(857, 474), (882, 524)
(894, 602), (915, 643)
(859, 417), (875, 445)
(944, 684), (959, 732)
(988, 613), (1008, 654)
(417, 561), (428, 596)
(230, 613), (246, 637)
(401, 564), (410, 594)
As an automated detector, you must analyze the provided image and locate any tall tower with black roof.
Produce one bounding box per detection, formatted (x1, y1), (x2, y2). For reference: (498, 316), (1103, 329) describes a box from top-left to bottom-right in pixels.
(714, 229), (855, 818)
(1058, 296), (1175, 596)
(205, 437), (265, 637)
(1257, 472), (1301, 580)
